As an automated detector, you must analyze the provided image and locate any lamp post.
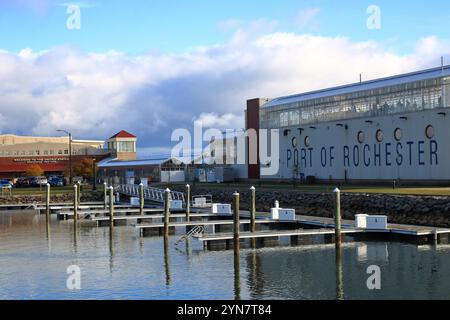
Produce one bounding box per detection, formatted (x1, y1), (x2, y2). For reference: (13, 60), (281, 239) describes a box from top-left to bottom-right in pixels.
(56, 130), (73, 185)
(92, 157), (97, 191)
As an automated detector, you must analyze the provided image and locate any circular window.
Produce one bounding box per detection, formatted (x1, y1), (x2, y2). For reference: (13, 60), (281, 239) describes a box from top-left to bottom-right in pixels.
(425, 125), (435, 139)
(304, 136), (311, 147)
(357, 131), (365, 144)
(291, 137), (297, 148)
(394, 128), (402, 141)
(376, 129), (383, 143)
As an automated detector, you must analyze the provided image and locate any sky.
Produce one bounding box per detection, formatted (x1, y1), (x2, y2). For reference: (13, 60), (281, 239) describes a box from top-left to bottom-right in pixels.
(0, 0), (450, 157)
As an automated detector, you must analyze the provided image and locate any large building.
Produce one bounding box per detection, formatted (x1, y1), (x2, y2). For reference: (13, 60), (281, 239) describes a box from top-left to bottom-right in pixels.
(246, 65), (450, 184)
(0, 130), (142, 181)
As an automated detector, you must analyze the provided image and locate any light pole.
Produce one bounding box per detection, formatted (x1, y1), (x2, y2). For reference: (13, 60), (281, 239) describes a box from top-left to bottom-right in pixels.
(56, 130), (73, 184)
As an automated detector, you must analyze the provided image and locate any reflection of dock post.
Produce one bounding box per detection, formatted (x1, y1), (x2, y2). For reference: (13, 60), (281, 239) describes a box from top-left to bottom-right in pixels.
(109, 186), (114, 230)
(164, 236), (171, 286)
(335, 245), (344, 300)
(185, 184), (190, 223)
(333, 188), (342, 248)
(250, 186), (256, 233)
(103, 182), (107, 210)
(164, 188), (171, 238)
(234, 247), (241, 300)
(139, 183), (144, 216)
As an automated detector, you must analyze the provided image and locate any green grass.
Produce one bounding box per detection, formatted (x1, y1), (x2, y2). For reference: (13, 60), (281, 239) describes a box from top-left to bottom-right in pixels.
(5, 182), (450, 197)
(1, 185), (102, 196)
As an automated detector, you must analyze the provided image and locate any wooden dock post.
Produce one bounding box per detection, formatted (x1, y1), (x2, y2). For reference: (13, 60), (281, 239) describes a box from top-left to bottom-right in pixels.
(73, 184), (78, 228)
(185, 184), (190, 223)
(109, 186), (114, 229)
(250, 186), (256, 233)
(46, 183), (51, 237)
(45, 183), (51, 222)
(103, 182), (107, 210)
(333, 187), (342, 247)
(139, 183), (144, 216)
(164, 188), (171, 238)
(233, 192), (240, 253)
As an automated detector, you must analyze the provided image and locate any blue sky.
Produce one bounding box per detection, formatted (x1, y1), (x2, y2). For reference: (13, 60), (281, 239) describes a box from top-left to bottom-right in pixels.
(1, 0), (449, 54)
(0, 0), (449, 156)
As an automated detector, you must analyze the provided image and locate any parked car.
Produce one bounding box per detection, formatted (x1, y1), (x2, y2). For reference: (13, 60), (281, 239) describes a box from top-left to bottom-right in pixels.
(0, 179), (13, 189)
(48, 176), (64, 187)
(29, 176), (48, 187)
(15, 177), (31, 188)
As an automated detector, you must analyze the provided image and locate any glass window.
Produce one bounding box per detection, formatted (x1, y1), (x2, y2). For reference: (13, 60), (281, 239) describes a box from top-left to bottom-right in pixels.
(118, 141), (135, 152)
(260, 77), (448, 129)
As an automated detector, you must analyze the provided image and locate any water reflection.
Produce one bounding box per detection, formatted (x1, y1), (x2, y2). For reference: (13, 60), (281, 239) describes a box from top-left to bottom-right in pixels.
(234, 248), (240, 300)
(335, 246), (344, 300)
(1, 210), (450, 300)
(164, 236), (171, 286)
(246, 250), (264, 299)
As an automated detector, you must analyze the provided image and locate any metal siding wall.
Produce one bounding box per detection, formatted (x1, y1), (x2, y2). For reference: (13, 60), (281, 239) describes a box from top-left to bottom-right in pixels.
(265, 109), (450, 181)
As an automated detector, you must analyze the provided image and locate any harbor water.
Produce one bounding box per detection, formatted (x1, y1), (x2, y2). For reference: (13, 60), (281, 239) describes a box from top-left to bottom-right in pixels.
(0, 210), (449, 300)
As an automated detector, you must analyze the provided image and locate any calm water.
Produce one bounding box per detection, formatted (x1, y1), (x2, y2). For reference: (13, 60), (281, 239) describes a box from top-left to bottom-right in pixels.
(0, 210), (449, 300)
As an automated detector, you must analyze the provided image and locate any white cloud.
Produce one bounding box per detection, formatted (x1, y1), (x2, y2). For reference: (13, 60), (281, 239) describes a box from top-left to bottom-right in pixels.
(194, 112), (245, 129)
(0, 30), (449, 156)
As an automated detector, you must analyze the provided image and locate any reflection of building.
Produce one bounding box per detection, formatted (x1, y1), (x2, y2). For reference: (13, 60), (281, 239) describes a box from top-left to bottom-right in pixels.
(0, 134), (107, 180)
(246, 66), (450, 183)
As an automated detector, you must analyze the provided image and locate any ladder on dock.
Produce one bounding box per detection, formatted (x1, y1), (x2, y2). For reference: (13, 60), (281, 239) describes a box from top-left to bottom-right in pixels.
(175, 225), (205, 245)
(117, 184), (185, 205)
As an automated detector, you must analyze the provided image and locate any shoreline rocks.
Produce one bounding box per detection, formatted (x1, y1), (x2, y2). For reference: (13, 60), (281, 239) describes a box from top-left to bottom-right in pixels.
(176, 186), (450, 228)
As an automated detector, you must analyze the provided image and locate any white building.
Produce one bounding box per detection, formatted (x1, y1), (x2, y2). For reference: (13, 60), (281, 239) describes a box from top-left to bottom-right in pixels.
(245, 65), (450, 184)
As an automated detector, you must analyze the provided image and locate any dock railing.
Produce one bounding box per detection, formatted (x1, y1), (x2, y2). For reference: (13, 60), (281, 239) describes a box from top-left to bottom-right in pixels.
(117, 184), (185, 205)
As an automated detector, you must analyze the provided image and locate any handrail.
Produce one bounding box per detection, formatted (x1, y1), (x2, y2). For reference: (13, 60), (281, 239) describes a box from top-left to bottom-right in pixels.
(175, 225), (205, 245)
(116, 184), (185, 205)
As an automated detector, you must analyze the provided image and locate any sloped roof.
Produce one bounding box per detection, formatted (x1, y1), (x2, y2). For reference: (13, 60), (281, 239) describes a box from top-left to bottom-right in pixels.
(263, 65), (450, 109)
(109, 130), (136, 139)
(97, 156), (185, 168)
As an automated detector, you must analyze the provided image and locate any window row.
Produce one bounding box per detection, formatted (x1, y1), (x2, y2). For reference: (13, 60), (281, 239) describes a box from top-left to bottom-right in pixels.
(261, 78), (449, 128)
(0, 149), (79, 157)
